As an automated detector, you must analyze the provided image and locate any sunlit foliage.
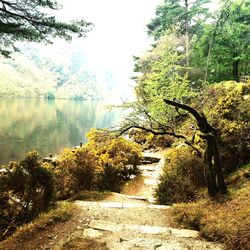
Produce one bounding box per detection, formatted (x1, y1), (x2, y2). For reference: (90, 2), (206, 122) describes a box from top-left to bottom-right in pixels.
(55, 129), (142, 197)
(203, 81), (250, 172)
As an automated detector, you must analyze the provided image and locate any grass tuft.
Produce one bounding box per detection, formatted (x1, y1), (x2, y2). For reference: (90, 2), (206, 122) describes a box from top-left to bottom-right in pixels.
(60, 237), (109, 250)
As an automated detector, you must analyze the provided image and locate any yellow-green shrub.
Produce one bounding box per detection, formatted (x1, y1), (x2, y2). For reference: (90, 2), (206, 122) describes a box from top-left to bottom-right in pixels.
(86, 129), (142, 180)
(55, 147), (101, 199)
(55, 129), (142, 196)
(156, 146), (205, 204)
(203, 81), (250, 173)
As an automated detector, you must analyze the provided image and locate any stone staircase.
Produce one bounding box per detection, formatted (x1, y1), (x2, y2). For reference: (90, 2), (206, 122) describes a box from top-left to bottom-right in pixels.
(74, 200), (223, 250)
(71, 152), (224, 249)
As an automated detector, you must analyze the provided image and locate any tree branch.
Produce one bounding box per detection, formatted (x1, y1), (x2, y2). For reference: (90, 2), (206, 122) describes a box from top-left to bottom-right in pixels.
(163, 98), (216, 134)
(119, 125), (186, 139)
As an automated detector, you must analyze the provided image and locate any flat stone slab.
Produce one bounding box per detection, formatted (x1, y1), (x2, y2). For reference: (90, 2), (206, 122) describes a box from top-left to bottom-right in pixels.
(107, 236), (224, 250)
(148, 204), (170, 209)
(75, 201), (170, 209)
(116, 193), (148, 200)
(83, 228), (104, 238)
(88, 220), (199, 238)
(99, 202), (123, 208)
(88, 220), (121, 232)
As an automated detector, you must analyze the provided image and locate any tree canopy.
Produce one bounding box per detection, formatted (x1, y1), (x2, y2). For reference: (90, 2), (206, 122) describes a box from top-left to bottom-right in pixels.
(0, 0), (92, 57)
(147, 0), (210, 39)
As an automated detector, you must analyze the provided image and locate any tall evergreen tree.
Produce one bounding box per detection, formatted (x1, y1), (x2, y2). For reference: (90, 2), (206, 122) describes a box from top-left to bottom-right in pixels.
(147, 0), (211, 67)
(0, 0), (92, 57)
(202, 0), (250, 81)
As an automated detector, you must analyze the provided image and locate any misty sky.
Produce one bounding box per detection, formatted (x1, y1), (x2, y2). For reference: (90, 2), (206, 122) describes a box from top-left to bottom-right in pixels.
(54, 0), (164, 90)
(35, 0), (219, 98)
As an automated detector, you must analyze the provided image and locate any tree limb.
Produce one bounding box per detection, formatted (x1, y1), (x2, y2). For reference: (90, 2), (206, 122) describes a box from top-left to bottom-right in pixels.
(119, 125), (186, 139)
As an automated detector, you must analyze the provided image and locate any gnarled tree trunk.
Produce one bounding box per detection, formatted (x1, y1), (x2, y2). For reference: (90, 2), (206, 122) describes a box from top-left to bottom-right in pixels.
(164, 99), (227, 195)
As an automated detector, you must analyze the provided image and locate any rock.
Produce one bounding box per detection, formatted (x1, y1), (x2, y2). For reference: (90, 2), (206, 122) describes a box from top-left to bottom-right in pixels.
(83, 228), (104, 238)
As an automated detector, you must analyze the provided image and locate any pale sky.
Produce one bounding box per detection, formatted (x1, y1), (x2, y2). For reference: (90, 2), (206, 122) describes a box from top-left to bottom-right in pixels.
(54, 0), (163, 90)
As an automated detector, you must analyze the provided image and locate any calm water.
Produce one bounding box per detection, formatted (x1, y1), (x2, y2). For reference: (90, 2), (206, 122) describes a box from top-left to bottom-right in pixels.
(0, 98), (122, 165)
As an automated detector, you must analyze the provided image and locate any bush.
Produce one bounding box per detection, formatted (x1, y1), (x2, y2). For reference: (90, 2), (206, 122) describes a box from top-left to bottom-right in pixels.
(97, 164), (124, 192)
(55, 147), (101, 199)
(86, 129), (142, 181)
(203, 81), (250, 173)
(156, 146), (205, 204)
(55, 129), (142, 198)
(0, 151), (54, 239)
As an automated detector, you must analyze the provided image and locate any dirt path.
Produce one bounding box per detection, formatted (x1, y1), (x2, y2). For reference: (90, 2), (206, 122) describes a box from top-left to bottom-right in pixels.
(1, 152), (225, 250)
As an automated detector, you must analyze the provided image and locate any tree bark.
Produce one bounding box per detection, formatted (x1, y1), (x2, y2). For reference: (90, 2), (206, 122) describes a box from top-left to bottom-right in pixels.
(233, 59), (239, 82)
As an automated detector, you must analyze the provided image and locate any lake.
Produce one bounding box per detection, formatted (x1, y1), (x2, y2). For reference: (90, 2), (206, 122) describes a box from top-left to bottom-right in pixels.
(0, 98), (122, 165)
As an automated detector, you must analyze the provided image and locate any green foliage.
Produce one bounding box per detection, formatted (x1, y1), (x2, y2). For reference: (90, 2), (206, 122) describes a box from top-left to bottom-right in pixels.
(44, 92), (56, 99)
(130, 35), (193, 129)
(0, 0), (92, 57)
(148, 0), (249, 82)
(191, 0), (250, 82)
(0, 51), (102, 99)
(147, 0), (210, 39)
(0, 151), (54, 239)
(156, 146), (205, 204)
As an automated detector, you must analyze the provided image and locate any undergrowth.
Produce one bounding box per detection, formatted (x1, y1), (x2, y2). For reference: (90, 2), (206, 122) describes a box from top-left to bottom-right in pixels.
(0, 202), (75, 248)
(171, 163), (250, 250)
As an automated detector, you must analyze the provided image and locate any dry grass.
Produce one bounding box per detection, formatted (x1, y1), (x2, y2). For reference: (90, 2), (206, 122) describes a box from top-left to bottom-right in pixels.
(171, 164), (250, 250)
(0, 202), (76, 250)
(121, 175), (145, 195)
(59, 237), (108, 250)
(68, 190), (112, 202)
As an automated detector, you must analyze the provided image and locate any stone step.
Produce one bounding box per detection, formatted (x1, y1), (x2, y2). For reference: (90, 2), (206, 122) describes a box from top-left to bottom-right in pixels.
(142, 152), (162, 159)
(84, 221), (224, 250)
(88, 220), (199, 238)
(138, 165), (157, 171)
(144, 179), (160, 186)
(75, 200), (170, 209)
(105, 235), (224, 250)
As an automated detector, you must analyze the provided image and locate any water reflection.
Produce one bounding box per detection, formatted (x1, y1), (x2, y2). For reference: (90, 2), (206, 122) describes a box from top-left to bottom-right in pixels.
(0, 98), (121, 164)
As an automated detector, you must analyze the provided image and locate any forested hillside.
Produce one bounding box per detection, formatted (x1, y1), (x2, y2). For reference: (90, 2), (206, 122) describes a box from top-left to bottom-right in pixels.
(0, 45), (122, 100)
